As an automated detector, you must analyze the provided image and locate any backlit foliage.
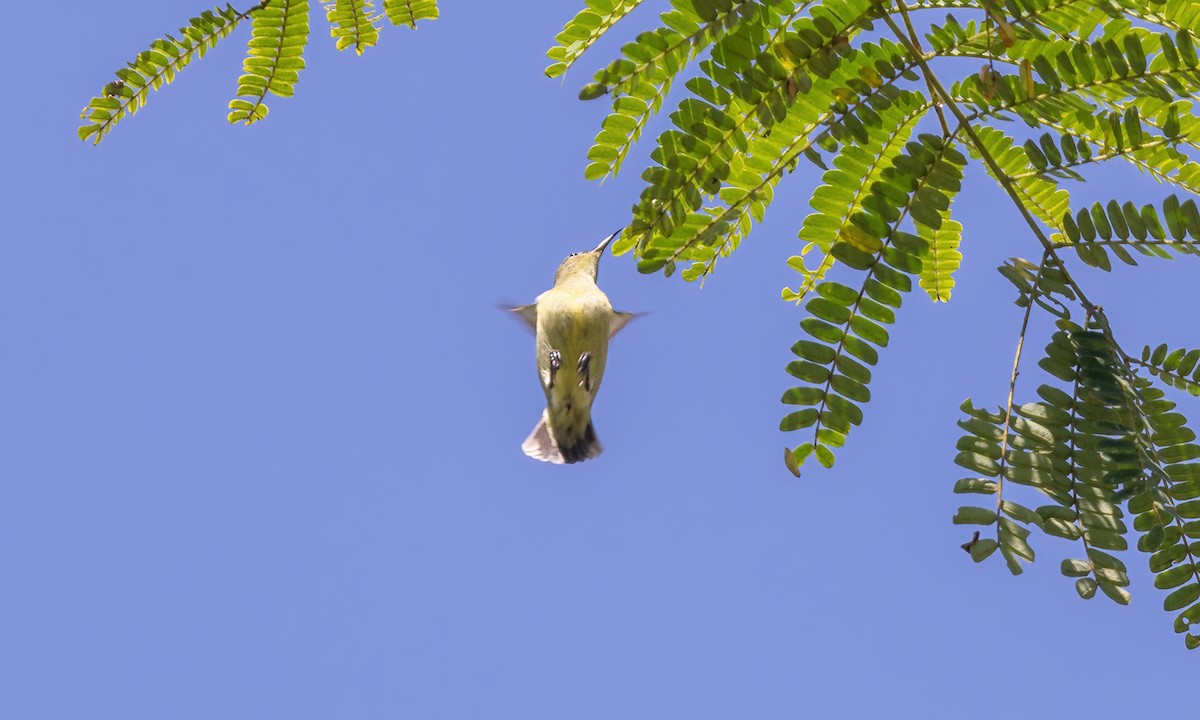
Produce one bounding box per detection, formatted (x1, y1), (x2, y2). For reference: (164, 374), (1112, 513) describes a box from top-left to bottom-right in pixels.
(229, 1), (310, 125)
(550, 0), (1200, 649)
(79, 5), (244, 144)
(80, 0), (1200, 649)
(325, 1), (382, 56)
(79, 0), (438, 141)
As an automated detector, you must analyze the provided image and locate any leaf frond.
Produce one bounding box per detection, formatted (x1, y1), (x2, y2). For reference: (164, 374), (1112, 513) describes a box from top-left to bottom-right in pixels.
(918, 213), (963, 302)
(1137, 342), (1200, 396)
(1059, 194), (1200, 269)
(382, 0), (438, 28)
(546, 0), (647, 79)
(783, 134), (967, 471)
(1131, 378), (1200, 650)
(785, 90), (930, 302)
(326, 0), (382, 55)
(965, 125), (1070, 232)
(79, 5), (243, 144)
(583, 0), (775, 181)
(228, 0), (310, 125)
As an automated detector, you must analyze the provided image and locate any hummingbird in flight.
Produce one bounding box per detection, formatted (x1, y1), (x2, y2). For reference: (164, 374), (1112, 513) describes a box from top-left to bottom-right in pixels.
(510, 230), (636, 463)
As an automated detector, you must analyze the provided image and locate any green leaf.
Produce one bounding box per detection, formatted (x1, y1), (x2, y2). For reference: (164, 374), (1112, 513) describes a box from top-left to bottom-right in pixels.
(1061, 558), (1093, 577)
(782, 386), (826, 405)
(81, 4), (245, 143)
(326, 1), (382, 55)
(1076, 577), (1098, 599)
(1001, 500), (1044, 528)
(389, 0), (437, 23)
(1099, 583), (1132, 605)
(1164, 583), (1200, 612)
(1164, 194), (1185, 240)
(814, 444), (835, 468)
(953, 506), (998, 525)
(578, 82), (609, 100)
(970, 538), (998, 562)
(919, 215), (962, 302)
(1175, 602), (1200, 633)
(229, 1), (310, 125)
(1024, 139), (1047, 170)
(780, 409), (819, 431)
(1155, 564), (1196, 590)
(954, 478), (998, 494)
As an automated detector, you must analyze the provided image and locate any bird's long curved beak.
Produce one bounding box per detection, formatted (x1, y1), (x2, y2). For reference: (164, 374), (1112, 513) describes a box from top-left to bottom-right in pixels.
(592, 228), (623, 256)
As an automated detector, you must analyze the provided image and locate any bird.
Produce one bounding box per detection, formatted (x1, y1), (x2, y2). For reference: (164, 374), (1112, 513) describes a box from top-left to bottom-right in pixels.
(509, 230), (637, 463)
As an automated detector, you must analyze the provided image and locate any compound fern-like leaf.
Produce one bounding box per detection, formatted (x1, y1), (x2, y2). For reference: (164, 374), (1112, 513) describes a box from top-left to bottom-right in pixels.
(1060, 194), (1200, 269)
(382, 0), (438, 28)
(326, 0), (382, 55)
(79, 5), (243, 144)
(782, 135), (966, 472)
(546, 0), (647, 79)
(1138, 342), (1200, 396)
(229, 0), (310, 125)
(581, 0), (762, 181)
(918, 214), (963, 302)
(1131, 378), (1200, 649)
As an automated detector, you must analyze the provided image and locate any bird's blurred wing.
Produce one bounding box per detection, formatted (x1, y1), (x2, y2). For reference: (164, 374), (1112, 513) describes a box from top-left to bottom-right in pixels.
(609, 311), (641, 338)
(505, 304), (538, 333)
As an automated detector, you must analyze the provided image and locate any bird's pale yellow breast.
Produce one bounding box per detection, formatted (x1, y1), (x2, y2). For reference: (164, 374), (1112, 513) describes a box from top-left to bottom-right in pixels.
(535, 281), (613, 395)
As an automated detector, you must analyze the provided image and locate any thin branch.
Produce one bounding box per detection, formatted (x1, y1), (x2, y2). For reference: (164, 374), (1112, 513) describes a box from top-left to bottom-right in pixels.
(993, 250), (1051, 518)
(238, 1), (272, 19)
(893, 1), (949, 134)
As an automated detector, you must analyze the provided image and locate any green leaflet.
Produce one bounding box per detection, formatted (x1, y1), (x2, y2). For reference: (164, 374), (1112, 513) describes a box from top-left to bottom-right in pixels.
(798, 91), (926, 253)
(657, 39), (926, 275)
(957, 321), (1137, 580)
(787, 90), (928, 302)
(1131, 380), (1200, 635)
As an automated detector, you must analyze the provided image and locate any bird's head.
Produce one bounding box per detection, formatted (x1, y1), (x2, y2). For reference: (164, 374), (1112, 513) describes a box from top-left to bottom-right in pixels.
(553, 229), (620, 286)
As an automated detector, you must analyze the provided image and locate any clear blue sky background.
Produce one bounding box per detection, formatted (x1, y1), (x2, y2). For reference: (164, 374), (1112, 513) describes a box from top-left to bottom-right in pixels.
(2, 2), (1197, 717)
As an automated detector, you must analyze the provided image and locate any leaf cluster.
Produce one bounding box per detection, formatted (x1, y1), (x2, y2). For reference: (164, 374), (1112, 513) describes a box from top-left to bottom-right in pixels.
(79, 1), (439, 143)
(954, 317), (1200, 648)
(80, 0), (1200, 649)
(548, 0), (1200, 647)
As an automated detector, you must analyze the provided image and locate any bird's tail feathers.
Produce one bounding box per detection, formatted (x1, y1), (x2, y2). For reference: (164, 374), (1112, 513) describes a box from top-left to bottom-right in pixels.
(522, 410), (602, 464)
(522, 410), (563, 464)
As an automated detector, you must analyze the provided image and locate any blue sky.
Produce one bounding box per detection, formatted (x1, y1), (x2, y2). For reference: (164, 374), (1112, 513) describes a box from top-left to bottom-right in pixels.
(2, 2), (1197, 717)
